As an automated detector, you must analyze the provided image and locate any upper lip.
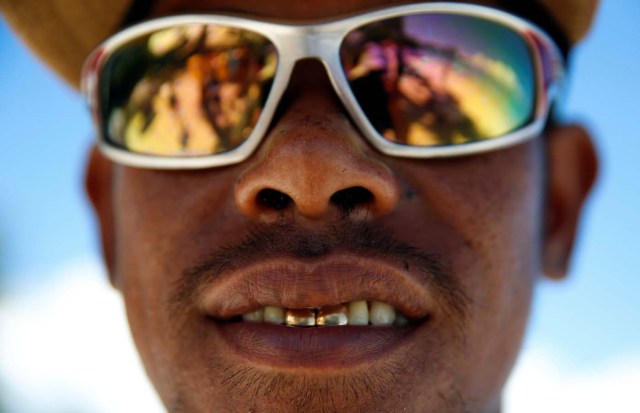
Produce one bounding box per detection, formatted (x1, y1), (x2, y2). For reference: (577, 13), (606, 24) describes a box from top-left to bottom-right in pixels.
(199, 253), (437, 321)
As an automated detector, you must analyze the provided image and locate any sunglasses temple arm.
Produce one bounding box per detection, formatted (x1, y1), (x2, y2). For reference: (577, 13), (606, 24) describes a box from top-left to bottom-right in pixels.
(528, 30), (567, 123)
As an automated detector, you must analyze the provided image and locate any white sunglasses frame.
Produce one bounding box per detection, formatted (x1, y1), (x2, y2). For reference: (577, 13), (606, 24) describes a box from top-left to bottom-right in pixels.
(82, 2), (565, 170)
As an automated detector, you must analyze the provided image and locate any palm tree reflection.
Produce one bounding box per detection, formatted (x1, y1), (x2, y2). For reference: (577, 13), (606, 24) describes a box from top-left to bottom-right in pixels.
(108, 24), (276, 156)
(342, 17), (522, 146)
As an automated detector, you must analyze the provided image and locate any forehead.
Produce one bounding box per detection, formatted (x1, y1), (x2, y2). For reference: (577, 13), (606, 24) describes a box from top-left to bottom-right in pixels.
(150, 0), (500, 19)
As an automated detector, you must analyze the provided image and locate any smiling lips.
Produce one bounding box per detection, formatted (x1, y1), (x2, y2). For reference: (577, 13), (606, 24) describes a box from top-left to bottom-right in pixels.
(197, 256), (436, 367)
(201, 256), (435, 324)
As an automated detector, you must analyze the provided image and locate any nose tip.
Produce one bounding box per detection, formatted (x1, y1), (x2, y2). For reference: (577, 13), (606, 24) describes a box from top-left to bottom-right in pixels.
(234, 59), (400, 221)
(234, 114), (400, 221)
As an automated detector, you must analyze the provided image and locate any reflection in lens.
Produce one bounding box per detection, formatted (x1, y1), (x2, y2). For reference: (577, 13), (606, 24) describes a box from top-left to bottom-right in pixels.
(100, 24), (277, 157)
(340, 14), (535, 147)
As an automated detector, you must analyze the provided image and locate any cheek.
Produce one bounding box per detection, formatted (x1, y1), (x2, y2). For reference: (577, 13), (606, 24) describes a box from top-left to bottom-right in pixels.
(458, 144), (543, 400)
(397, 140), (544, 284)
(395, 140), (544, 403)
(108, 166), (241, 395)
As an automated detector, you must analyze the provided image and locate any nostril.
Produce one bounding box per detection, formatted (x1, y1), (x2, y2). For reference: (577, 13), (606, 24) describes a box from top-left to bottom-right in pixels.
(257, 188), (293, 211)
(330, 186), (374, 214)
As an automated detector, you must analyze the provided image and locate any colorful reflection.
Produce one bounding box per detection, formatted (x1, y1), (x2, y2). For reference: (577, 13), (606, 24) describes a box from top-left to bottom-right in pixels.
(101, 24), (277, 156)
(341, 14), (535, 146)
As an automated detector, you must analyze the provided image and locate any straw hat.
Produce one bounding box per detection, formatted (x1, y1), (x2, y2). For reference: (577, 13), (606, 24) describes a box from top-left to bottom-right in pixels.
(0, 0), (600, 88)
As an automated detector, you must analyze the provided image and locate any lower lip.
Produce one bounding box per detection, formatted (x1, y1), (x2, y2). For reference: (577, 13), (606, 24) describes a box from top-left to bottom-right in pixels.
(213, 320), (424, 369)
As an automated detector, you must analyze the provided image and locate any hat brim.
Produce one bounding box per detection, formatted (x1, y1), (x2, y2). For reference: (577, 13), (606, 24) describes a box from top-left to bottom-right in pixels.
(1, 0), (132, 87)
(1, 0), (599, 88)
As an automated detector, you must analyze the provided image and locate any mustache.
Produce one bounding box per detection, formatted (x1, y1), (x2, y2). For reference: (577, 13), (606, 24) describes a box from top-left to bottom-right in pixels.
(169, 220), (469, 323)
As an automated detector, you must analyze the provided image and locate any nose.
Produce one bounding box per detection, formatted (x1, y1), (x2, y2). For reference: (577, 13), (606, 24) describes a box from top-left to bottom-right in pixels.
(234, 61), (400, 221)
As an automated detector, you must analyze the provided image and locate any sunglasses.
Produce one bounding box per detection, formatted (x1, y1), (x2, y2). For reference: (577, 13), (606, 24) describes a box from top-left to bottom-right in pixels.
(82, 2), (564, 169)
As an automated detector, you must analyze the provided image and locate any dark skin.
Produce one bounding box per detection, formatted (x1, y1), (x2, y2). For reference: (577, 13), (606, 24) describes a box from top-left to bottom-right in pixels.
(85, 0), (598, 411)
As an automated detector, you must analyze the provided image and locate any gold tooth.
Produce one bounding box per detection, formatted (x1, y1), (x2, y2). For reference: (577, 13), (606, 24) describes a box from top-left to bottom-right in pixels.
(285, 308), (316, 327)
(316, 304), (348, 326)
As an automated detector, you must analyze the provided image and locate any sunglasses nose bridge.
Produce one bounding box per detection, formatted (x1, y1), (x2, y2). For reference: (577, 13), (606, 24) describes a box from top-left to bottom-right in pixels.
(273, 29), (316, 76)
(278, 25), (343, 62)
(285, 26), (353, 104)
(309, 27), (343, 57)
(272, 26), (352, 116)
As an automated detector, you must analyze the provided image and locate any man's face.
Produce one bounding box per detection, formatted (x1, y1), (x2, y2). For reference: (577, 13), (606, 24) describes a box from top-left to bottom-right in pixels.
(86, 0), (597, 411)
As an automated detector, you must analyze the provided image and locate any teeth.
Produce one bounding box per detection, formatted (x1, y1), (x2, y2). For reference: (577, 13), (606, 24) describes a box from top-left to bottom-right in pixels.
(285, 308), (316, 327)
(242, 308), (264, 323)
(370, 301), (396, 326)
(263, 306), (285, 324)
(241, 301), (411, 327)
(317, 305), (348, 326)
(348, 301), (369, 325)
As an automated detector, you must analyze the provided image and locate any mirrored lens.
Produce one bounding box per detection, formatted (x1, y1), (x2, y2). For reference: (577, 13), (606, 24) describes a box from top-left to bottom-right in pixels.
(99, 24), (277, 157)
(341, 14), (535, 147)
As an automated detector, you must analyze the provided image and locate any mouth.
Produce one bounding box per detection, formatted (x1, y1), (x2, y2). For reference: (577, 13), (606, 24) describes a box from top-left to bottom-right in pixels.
(198, 255), (436, 369)
(232, 300), (416, 327)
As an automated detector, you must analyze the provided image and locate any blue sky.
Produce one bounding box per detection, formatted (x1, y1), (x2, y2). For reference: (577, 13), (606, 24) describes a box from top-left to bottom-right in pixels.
(529, 0), (640, 366)
(1, 1), (639, 410)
